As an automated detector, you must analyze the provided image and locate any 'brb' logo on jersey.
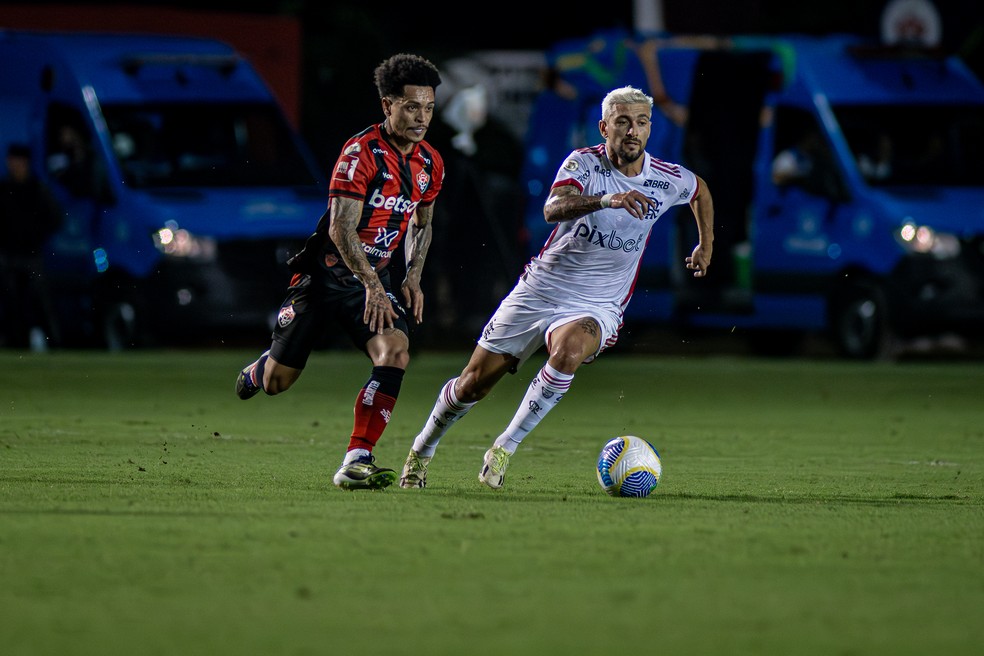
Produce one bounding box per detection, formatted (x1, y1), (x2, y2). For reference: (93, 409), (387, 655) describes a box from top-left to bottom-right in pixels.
(573, 223), (645, 252)
(368, 188), (419, 215)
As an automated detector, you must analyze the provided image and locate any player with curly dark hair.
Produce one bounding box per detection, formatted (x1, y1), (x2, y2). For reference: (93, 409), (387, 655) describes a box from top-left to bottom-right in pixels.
(235, 53), (444, 490)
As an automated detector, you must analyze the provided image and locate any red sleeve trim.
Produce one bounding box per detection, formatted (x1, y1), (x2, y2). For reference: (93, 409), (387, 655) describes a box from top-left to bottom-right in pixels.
(552, 178), (584, 193)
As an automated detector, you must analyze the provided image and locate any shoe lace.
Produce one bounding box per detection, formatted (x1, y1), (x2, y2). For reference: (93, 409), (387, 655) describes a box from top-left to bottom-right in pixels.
(490, 448), (509, 471)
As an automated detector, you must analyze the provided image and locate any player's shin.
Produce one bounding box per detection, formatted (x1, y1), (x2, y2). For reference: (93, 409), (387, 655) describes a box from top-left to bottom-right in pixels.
(412, 377), (475, 457)
(494, 363), (573, 452)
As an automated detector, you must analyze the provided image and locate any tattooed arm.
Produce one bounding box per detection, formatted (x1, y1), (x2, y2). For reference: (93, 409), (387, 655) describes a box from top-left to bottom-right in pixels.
(402, 203), (434, 324)
(327, 196), (398, 334)
(543, 183), (655, 223)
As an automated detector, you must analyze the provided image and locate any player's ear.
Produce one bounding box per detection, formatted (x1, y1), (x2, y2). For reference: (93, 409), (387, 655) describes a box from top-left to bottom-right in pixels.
(382, 96), (392, 116)
(598, 119), (608, 138)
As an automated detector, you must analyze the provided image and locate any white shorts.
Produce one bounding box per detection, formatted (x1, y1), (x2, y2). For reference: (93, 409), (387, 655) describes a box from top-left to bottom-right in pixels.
(477, 280), (622, 369)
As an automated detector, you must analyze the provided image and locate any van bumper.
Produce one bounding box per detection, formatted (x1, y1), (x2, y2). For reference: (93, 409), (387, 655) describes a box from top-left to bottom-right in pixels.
(146, 238), (303, 339)
(887, 248), (984, 335)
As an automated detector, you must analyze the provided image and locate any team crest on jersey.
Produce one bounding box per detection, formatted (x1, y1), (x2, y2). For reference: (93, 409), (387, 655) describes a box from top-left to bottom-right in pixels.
(563, 159), (579, 172)
(416, 171), (430, 193)
(278, 304), (296, 328)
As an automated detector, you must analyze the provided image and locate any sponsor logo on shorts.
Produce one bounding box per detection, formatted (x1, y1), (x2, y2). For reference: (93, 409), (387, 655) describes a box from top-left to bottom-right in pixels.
(278, 304), (296, 327)
(324, 254), (338, 267)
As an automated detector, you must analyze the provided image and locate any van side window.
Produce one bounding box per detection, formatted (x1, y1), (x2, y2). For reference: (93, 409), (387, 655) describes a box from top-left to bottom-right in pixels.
(771, 107), (846, 200)
(44, 103), (100, 198)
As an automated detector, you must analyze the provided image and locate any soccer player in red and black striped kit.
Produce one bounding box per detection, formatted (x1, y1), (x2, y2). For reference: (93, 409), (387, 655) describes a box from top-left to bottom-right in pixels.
(235, 53), (444, 490)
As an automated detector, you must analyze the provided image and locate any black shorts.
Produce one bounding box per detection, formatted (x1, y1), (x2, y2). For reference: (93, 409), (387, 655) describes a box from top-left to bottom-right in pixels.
(268, 268), (409, 370)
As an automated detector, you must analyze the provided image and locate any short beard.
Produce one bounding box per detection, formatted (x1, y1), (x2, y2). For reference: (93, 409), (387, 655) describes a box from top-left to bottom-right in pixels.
(615, 147), (643, 165)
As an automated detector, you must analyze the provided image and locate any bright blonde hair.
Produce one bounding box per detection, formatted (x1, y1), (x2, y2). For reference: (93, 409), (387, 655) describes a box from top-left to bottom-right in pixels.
(601, 86), (654, 120)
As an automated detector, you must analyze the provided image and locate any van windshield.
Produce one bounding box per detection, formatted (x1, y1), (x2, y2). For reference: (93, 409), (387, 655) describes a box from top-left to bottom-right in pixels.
(102, 103), (320, 188)
(834, 105), (984, 187)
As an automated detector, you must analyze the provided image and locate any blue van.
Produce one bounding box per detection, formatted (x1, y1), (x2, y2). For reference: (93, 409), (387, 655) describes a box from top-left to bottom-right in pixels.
(521, 30), (984, 358)
(0, 30), (326, 348)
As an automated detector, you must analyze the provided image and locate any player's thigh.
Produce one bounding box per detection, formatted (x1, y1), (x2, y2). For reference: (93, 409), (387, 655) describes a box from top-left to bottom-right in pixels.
(269, 277), (327, 370)
(548, 316), (602, 362)
(337, 286), (410, 356)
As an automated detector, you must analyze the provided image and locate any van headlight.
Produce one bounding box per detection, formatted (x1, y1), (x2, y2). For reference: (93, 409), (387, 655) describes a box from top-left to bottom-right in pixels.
(152, 220), (217, 261)
(895, 222), (960, 259)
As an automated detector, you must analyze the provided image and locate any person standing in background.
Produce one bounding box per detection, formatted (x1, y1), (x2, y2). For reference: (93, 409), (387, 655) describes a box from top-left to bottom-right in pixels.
(0, 143), (64, 351)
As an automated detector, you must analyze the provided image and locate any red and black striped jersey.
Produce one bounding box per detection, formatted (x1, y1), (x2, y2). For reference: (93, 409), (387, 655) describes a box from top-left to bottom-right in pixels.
(305, 122), (443, 279)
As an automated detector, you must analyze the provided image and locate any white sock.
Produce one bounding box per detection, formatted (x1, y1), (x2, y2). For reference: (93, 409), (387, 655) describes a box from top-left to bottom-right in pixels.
(494, 363), (573, 453)
(343, 448), (370, 465)
(412, 378), (477, 458)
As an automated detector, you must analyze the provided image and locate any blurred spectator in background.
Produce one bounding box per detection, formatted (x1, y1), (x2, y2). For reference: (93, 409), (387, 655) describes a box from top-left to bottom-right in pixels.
(858, 132), (894, 182)
(422, 59), (526, 344)
(0, 143), (64, 351)
(46, 121), (97, 197)
(772, 128), (822, 186)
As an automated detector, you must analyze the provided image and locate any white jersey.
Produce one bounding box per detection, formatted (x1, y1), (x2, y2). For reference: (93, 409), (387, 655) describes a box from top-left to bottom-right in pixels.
(520, 144), (698, 317)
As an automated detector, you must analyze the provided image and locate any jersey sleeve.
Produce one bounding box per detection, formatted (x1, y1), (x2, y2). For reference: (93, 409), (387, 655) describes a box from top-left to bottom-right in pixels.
(674, 166), (699, 206)
(329, 138), (374, 201)
(419, 146), (444, 205)
(550, 149), (591, 193)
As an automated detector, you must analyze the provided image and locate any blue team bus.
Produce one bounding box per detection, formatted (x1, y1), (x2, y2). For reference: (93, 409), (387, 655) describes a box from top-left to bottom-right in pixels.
(521, 30), (984, 358)
(0, 30), (327, 348)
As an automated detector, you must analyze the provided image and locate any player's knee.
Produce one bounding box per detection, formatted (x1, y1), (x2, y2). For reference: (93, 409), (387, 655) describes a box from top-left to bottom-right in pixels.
(373, 348), (409, 369)
(547, 348), (586, 374)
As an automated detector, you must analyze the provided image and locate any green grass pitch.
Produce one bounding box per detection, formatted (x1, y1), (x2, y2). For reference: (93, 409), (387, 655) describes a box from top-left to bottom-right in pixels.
(1, 348), (982, 655)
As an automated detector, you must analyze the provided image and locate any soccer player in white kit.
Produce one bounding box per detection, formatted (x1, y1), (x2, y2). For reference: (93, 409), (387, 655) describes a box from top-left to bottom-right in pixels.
(399, 85), (715, 489)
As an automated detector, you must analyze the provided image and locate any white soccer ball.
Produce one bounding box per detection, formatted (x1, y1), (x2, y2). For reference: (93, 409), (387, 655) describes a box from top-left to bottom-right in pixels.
(596, 435), (662, 498)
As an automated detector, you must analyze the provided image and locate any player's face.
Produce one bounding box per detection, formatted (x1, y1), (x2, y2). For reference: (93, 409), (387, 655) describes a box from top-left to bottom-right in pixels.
(383, 85), (436, 153)
(601, 102), (651, 165)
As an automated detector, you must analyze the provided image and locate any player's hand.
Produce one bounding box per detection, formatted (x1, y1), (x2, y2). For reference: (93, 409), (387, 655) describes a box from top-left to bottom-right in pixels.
(610, 190), (655, 220)
(685, 243), (712, 278)
(364, 285), (398, 334)
(401, 279), (424, 324)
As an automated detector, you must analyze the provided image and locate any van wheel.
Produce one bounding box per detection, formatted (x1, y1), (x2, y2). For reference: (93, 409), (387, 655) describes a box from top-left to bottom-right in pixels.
(102, 300), (141, 351)
(829, 281), (896, 360)
(96, 281), (150, 351)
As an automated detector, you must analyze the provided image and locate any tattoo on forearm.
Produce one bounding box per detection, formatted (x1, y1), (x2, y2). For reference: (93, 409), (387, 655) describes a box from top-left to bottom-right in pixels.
(546, 194), (602, 223)
(330, 200), (380, 290)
